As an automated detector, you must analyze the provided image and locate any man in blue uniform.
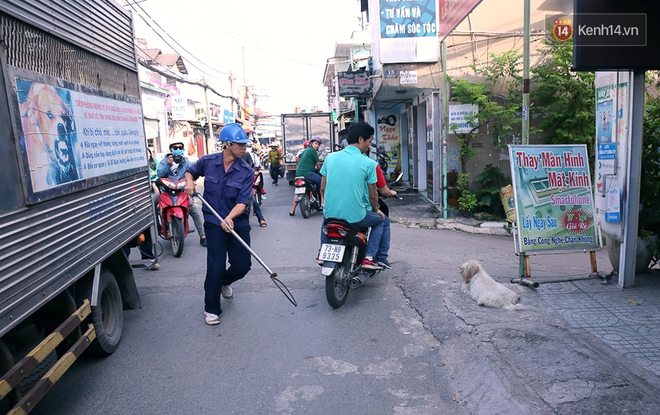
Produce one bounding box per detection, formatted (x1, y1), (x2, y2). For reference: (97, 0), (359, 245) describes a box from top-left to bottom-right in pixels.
(184, 123), (254, 325)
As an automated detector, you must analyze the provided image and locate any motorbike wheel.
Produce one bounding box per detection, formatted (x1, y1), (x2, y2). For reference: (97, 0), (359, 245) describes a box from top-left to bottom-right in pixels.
(325, 261), (350, 308)
(300, 194), (312, 219)
(170, 217), (185, 257)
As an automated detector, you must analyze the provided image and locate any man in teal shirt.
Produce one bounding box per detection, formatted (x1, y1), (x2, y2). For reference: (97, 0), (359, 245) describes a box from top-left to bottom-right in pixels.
(320, 122), (386, 270)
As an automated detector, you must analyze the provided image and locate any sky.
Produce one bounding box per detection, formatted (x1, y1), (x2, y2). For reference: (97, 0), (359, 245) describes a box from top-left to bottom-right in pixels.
(126, 0), (367, 116)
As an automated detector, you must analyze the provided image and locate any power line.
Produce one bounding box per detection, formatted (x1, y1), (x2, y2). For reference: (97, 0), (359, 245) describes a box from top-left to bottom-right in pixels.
(200, 0), (254, 45)
(125, 0), (230, 79)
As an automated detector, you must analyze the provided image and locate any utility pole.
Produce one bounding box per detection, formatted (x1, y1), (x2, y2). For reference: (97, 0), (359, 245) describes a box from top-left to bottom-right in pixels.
(519, 0), (531, 278)
(242, 46), (248, 126)
(203, 76), (213, 154)
(229, 70), (235, 115)
(522, 0), (530, 145)
(442, 41), (448, 219)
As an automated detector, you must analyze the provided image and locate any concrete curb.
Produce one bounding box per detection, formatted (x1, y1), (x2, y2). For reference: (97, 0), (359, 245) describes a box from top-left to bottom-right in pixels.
(435, 219), (512, 236)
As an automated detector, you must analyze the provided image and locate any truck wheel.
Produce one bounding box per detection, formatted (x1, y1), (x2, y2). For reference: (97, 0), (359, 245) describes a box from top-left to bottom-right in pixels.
(88, 269), (123, 356)
(300, 194), (312, 219)
(170, 217), (185, 257)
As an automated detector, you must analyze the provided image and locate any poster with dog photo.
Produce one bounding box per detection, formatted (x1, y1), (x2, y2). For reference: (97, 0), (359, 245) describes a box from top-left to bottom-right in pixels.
(508, 144), (599, 253)
(16, 78), (146, 195)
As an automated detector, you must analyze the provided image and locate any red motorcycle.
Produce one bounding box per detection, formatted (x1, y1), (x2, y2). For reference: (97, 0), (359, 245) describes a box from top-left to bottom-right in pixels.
(156, 177), (190, 257)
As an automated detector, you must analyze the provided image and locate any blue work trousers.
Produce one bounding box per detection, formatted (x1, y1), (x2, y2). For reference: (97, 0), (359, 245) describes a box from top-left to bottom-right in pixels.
(204, 222), (251, 315)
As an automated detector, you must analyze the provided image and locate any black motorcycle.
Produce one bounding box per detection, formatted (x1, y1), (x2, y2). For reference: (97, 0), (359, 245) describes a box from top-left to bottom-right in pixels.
(319, 218), (380, 308)
(377, 151), (390, 176)
(294, 176), (322, 218)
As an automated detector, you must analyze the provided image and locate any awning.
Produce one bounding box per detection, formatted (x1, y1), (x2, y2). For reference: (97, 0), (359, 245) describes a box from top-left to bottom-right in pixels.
(144, 124), (159, 139)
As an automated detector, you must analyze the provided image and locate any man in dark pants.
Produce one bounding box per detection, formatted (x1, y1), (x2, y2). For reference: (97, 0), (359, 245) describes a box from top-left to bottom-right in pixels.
(267, 143), (282, 186)
(185, 123), (254, 326)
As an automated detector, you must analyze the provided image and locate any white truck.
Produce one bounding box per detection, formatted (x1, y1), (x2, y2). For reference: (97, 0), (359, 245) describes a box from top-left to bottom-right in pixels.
(0, 1), (153, 412)
(281, 112), (334, 185)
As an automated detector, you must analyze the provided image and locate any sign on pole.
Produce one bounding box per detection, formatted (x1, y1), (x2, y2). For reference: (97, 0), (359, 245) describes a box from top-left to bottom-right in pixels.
(509, 145), (599, 253)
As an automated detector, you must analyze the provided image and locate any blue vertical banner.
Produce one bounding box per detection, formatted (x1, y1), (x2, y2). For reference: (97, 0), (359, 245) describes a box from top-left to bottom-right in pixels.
(379, 0), (438, 63)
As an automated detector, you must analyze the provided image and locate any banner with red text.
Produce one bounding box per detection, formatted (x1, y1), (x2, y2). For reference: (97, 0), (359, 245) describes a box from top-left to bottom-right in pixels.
(508, 144), (598, 253)
(15, 77), (146, 199)
(377, 114), (402, 178)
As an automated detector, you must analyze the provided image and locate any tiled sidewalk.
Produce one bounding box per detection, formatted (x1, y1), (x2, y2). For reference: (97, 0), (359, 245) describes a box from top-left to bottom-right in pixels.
(538, 271), (660, 376)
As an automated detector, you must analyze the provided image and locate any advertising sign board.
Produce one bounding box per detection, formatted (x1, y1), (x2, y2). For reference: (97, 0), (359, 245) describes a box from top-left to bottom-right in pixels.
(509, 145), (599, 253)
(337, 71), (372, 97)
(16, 77), (146, 202)
(378, 0), (438, 63)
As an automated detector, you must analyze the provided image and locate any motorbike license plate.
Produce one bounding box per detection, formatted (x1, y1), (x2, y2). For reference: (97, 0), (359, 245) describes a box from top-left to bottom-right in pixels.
(319, 243), (345, 262)
(294, 187), (306, 195)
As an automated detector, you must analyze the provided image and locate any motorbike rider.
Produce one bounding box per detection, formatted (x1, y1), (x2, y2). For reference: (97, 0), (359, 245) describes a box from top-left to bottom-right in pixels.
(288, 140), (308, 215)
(267, 143), (283, 186)
(184, 123), (254, 326)
(289, 136), (324, 216)
(319, 122), (386, 270)
(157, 141), (207, 247)
(373, 164), (396, 269)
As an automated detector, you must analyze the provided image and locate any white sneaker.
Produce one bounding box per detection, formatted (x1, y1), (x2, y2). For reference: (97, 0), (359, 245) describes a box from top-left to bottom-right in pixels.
(221, 285), (234, 301)
(204, 312), (221, 325)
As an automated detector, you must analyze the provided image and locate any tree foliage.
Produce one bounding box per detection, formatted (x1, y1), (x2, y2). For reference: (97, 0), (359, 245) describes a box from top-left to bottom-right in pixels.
(448, 50), (524, 172)
(531, 37), (595, 148)
(639, 91), (660, 233)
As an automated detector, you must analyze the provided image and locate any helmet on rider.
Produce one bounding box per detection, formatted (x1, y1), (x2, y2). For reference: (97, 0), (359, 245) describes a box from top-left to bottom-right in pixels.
(169, 141), (185, 162)
(169, 141), (185, 150)
(309, 136), (322, 145)
(219, 123), (249, 144)
(303, 140), (309, 148)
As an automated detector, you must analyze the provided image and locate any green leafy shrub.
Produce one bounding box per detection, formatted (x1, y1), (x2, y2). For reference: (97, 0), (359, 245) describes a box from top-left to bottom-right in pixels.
(457, 172), (477, 214)
(473, 164), (510, 217)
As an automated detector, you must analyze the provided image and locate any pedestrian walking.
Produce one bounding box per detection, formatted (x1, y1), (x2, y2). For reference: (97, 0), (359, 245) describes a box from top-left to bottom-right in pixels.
(184, 123), (254, 326)
(267, 143), (283, 186)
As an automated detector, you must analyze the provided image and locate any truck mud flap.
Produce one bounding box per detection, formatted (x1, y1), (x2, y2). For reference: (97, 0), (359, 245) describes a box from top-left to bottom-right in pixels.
(0, 300), (96, 414)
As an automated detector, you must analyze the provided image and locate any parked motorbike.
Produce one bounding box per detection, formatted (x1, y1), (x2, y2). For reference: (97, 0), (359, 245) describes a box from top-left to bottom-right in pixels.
(320, 218), (380, 308)
(377, 151), (391, 176)
(260, 153), (269, 170)
(294, 176), (322, 218)
(156, 177), (190, 257)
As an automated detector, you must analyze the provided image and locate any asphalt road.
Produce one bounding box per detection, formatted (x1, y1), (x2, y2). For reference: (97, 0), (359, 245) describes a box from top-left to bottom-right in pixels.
(33, 178), (467, 415)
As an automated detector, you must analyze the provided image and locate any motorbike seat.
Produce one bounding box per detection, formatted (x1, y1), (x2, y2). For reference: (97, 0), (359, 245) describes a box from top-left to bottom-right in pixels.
(294, 176), (318, 189)
(324, 217), (368, 233)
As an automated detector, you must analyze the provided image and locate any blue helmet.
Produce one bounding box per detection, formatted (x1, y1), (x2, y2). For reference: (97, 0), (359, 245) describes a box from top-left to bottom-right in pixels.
(220, 123), (249, 144)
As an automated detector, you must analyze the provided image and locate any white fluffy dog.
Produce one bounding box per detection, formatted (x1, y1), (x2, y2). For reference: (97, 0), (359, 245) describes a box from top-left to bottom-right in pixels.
(460, 260), (522, 310)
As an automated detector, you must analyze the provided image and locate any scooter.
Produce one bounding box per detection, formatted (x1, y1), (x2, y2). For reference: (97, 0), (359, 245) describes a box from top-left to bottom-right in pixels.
(377, 151), (391, 176)
(319, 218), (380, 308)
(156, 177), (190, 257)
(294, 176), (322, 219)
